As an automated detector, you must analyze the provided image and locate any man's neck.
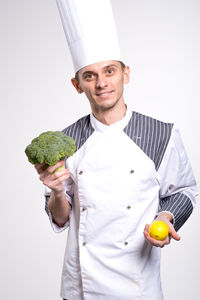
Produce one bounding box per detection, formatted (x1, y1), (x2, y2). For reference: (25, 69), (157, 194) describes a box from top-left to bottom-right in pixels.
(92, 102), (127, 126)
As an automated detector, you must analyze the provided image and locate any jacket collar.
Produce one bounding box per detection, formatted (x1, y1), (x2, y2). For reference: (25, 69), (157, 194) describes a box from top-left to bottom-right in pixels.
(90, 106), (132, 132)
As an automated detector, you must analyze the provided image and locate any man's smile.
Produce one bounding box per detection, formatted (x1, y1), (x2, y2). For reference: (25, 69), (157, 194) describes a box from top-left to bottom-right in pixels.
(95, 90), (114, 97)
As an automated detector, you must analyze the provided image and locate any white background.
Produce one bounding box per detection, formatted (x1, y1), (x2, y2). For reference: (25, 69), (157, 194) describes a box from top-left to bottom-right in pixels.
(1, 0), (199, 299)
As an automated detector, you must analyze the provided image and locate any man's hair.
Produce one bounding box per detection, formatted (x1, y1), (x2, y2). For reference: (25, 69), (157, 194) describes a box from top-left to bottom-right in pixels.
(74, 61), (126, 82)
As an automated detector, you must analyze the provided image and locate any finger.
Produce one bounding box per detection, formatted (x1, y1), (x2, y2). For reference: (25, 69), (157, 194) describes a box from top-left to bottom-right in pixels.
(143, 227), (170, 247)
(35, 163), (47, 174)
(46, 160), (65, 174)
(143, 228), (152, 241)
(54, 173), (71, 186)
(52, 168), (70, 180)
(145, 235), (168, 247)
(144, 224), (149, 232)
(40, 167), (69, 183)
(39, 161), (65, 179)
(169, 228), (181, 241)
(43, 173), (70, 191)
(41, 168), (70, 186)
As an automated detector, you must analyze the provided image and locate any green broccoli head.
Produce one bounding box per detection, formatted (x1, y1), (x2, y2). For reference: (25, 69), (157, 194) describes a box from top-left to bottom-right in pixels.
(25, 131), (76, 166)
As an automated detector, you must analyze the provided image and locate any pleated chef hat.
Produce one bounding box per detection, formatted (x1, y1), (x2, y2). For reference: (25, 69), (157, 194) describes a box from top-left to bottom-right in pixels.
(56, 0), (121, 73)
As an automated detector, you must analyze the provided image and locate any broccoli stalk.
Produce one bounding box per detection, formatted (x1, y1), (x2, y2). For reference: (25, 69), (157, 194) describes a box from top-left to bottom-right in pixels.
(25, 131), (76, 172)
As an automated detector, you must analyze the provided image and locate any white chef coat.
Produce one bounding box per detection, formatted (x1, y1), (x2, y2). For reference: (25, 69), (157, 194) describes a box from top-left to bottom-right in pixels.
(45, 108), (198, 300)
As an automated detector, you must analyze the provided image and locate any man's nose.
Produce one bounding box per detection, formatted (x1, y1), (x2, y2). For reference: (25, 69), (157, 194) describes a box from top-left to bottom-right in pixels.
(96, 75), (108, 89)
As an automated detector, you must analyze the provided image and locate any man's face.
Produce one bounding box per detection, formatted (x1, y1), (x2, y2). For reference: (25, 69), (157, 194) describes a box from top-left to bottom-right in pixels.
(71, 60), (130, 114)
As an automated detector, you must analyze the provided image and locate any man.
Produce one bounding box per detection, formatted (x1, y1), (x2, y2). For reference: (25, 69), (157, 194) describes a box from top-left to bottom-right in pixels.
(35, 1), (198, 299)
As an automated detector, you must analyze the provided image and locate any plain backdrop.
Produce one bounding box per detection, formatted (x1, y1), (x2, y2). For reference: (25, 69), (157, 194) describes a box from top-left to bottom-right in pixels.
(1, 0), (200, 299)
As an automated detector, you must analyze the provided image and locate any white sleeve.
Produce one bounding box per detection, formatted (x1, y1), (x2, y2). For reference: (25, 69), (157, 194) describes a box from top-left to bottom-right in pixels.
(157, 126), (199, 230)
(44, 176), (74, 233)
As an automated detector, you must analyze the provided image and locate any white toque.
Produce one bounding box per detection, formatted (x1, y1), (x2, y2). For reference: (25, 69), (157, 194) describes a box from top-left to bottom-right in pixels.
(56, 0), (121, 73)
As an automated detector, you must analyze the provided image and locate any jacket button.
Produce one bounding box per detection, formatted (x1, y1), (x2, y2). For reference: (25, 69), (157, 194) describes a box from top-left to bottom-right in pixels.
(124, 241), (128, 246)
(82, 242), (87, 246)
(130, 170), (134, 174)
(127, 205), (131, 209)
(79, 170), (83, 175)
(82, 207), (86, 212)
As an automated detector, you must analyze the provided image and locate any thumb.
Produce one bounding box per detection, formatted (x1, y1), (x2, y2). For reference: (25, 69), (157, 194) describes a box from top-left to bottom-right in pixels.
(169, 227), (181, 241)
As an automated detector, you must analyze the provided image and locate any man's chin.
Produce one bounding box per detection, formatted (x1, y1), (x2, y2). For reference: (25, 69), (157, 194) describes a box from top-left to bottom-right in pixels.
(94, 101), (119, 112)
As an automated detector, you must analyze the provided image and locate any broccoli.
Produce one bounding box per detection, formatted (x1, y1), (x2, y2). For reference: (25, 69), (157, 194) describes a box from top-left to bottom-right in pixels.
(25, 131), (76, 170)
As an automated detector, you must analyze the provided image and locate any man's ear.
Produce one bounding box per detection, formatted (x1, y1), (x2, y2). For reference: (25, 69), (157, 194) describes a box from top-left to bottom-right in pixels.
(123, 66), (130, 84)
(71, 78), (84, 94)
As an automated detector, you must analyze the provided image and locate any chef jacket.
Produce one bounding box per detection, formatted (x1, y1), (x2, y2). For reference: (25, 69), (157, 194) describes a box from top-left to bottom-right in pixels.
(45, 107), (198, 300)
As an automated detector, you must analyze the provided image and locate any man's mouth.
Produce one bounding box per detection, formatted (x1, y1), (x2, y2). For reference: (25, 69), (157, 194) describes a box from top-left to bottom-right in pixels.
(96, 90), (114, 97)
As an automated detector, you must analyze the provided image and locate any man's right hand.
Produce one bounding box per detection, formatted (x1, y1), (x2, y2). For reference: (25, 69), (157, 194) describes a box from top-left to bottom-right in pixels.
(34, 160), (70, 194)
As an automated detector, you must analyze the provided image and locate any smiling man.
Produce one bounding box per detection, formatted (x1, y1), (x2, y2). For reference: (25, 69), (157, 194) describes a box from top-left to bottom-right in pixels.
(34, 1), (198, 299)
(71, 61), (130, 124)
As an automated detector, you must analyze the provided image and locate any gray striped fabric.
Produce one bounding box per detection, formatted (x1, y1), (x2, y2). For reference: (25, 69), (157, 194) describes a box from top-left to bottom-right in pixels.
(62, 111), (173, 170)
(63, 115), (94, 152)
(45, 111), (193, 231)
(158, 193), (193, 231)
(123, 111), (173, 170)
(45, 195), (50, 216)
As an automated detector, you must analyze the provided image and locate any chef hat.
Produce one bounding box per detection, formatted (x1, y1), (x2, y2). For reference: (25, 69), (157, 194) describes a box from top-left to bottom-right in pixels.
(56, 0), (121, 73)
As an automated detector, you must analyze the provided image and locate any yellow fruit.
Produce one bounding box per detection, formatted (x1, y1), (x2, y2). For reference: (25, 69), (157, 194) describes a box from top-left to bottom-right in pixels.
(148, 220), (169, 241)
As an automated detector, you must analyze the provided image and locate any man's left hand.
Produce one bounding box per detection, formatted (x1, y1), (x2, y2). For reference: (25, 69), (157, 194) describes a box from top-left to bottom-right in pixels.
(143, 212), (181, 248)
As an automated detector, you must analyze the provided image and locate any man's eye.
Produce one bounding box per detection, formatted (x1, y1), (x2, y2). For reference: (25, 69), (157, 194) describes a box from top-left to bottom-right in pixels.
(107, 69), (114, 74)
(84, 74), (94, 80)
